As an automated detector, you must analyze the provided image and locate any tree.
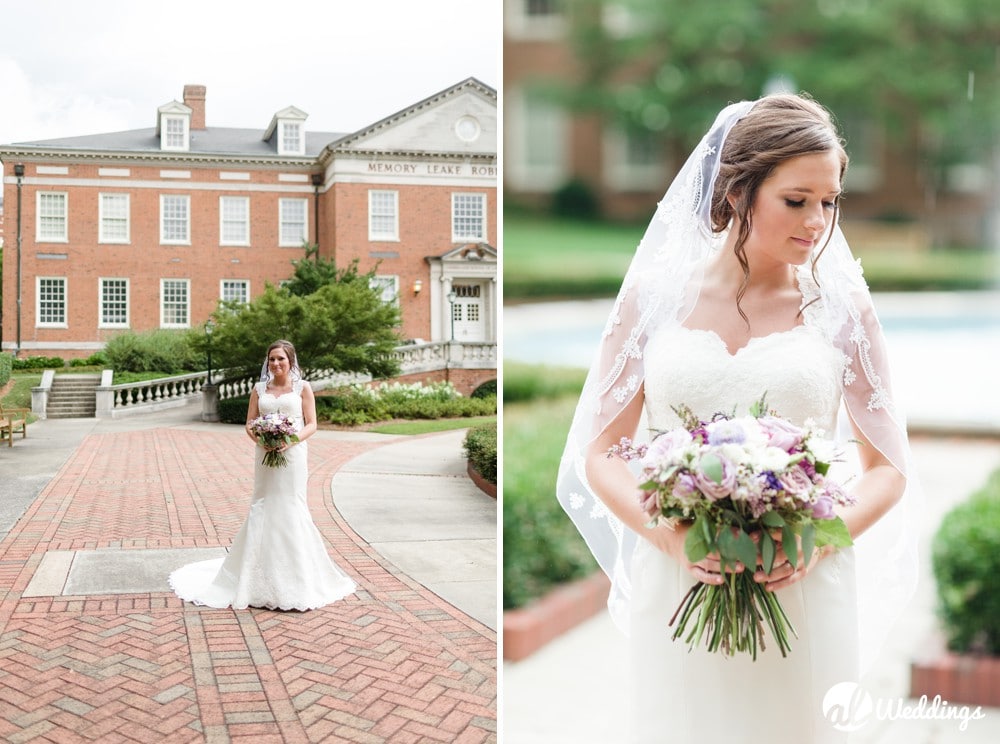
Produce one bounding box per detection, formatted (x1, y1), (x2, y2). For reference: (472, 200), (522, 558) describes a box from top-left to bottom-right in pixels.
(559, 0), (1000, 169)
(194, 250), (402, 381)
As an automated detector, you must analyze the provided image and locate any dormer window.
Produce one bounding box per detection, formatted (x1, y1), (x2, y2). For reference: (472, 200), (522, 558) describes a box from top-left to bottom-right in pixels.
(281, 121), (302, 155)
(163, 116), (188, 149)
(264, 106), (308, 156)
(157, 101), (192, 152)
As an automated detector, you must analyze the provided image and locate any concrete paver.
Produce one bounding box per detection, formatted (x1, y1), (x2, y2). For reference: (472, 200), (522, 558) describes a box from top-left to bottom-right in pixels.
(0, 403), (497, 742)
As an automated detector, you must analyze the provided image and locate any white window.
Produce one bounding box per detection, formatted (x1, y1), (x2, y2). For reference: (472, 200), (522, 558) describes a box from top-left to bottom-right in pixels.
(505, 0), (565, 39)
(162, 115), (189, 151)
(369, 276), (399, 305)
(452, 193), (487, 242)
(221, 279), (250, 304)
(37, 277), (67, 327)
(279, 198), (308, 246)
(368, 190), (399, 241)
(508, 88), (569, 190)
(99, 193), (130, 243)
(160, 279), (190, 328)
(99, 278), (129, 328)
(220, 196), (250, 245)
(37, 192), (68, 242)
(280, 121), (303, 156)
(160, 195), (191, 244)
(603, 125), (668, 192)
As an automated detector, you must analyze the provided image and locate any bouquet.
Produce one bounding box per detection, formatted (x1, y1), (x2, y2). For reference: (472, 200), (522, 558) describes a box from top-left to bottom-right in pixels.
(249, 412), (300, 468)
(610, 397), (855, 659)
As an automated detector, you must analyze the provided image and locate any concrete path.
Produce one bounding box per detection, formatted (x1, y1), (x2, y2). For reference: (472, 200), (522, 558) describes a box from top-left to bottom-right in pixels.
(502, 435), (1000, 743)
(0, 404), (497, 742)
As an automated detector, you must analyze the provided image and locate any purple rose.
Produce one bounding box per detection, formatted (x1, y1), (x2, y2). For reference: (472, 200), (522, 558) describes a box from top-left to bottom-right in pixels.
(778, 464), (814, 501)
(642, 428), (691, 468)
(810, 494), (836, 520)
(694, 454), (736, 501)
(760, 416), (805, 452)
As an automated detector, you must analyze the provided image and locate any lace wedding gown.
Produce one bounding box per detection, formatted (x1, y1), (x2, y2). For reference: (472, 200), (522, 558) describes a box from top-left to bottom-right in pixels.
(630, 316), (859, 743)
(169, 380), (356, 610)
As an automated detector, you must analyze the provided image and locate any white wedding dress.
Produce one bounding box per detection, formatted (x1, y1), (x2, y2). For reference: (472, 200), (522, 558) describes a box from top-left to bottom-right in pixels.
(630, 316), (859, 742)
(169, 380), (357, 610)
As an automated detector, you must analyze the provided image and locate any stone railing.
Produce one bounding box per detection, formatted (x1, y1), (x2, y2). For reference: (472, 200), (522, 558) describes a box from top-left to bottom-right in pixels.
(91, 341), (497, 419)
(96, 370), (210, 418)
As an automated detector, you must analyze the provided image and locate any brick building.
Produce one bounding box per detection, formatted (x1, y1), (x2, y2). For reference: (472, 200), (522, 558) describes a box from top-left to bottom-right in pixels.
(504, 1), (994, 250)
(1, 78), (497, 358)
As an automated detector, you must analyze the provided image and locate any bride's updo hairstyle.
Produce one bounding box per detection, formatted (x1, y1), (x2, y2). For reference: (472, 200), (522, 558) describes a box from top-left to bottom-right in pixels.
(709, 94), (849, 318)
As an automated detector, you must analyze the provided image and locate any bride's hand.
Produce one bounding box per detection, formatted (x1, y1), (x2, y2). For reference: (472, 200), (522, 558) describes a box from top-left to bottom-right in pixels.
(652, 522), (745, 586)
(754, 533), (834, 590)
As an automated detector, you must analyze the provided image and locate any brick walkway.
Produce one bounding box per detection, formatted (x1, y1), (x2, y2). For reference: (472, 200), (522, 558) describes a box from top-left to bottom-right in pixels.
(0, 427), (497, 743)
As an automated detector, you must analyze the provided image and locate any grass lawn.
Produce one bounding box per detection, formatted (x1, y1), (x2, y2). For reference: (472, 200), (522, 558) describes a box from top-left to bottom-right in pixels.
(504, 214), (644, 299)
(505, 212), (999, 298)
(364, 415), (496, 435)
(1, 373), (42, 411)
(503, 395), (598, 608)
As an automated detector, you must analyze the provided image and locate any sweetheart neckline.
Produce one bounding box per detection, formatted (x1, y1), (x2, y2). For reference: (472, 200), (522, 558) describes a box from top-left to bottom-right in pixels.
(677, 324), (812, 358)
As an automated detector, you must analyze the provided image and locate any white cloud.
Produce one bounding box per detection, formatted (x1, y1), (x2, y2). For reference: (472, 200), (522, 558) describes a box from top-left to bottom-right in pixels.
(0, 0), (498, 145)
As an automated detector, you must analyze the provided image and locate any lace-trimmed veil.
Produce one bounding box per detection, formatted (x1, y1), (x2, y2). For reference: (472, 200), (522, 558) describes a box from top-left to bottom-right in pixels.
(555, 98), (920, 673)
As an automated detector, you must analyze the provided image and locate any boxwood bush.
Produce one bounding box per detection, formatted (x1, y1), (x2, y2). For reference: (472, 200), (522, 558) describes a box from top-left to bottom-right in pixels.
(463, 425), (497, 484)
(104, 330), (201, 374)
(0, 353), (11, 386)
(12, 355), (65, 370)
(218, 395), (251, 425)
(316, 381), (496, 425)
(932, 468), (1000, 654)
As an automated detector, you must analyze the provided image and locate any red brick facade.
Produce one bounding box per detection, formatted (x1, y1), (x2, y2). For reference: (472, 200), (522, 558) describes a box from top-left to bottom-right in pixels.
(1, 79), (497, 359)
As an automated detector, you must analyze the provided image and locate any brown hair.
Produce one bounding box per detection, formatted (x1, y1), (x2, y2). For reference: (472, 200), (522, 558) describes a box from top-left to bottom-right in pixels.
(709, 93), (848, 322)
(266, 339), (298, 371)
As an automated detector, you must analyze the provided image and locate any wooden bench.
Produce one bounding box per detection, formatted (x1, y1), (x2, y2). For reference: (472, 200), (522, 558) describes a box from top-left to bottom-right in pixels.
(0, 404), (29, 447)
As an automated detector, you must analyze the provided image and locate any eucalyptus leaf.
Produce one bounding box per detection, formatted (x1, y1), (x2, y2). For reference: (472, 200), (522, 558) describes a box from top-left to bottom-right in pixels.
(700, 453), (723, 484)
(761, 531), (776, 574)
(782, 525), (798, 568)
(802, 523), (816, 567)
(686, 516), (710, 563)
(814, 516), (853, 547)
(761, 511), (785, 528)
(734, 530), (758, 571)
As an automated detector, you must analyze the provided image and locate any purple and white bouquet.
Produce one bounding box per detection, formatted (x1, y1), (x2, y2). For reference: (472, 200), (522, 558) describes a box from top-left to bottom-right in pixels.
(610, 397), (855, 659)
(249, 412), (300, 468)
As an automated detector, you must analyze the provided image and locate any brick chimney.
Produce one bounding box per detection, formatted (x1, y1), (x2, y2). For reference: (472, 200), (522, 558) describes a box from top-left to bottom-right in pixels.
(183, 85), (207, 129)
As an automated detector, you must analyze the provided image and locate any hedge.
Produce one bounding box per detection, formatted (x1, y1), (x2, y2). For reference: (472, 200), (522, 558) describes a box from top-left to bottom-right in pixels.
(0, 354), (11, 386)
(463, 425), (497, 484)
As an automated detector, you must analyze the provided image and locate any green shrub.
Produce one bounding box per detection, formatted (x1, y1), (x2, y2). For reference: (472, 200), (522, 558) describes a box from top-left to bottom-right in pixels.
(503, 362), (587, 403)
(104, 330), (201, 374)
(932, 468), (1000, 654)
(464, 425), (497, 484)
(504, 397), (597, 609)
(12, 355), (64, 370)
(316, 381), (496, 425)
(551, 178), (600, 220)
(218, 396), (251, 425)
(70, 351), (109, 368)
(0, 353), (11, 386)
(471, 379), (497, 399)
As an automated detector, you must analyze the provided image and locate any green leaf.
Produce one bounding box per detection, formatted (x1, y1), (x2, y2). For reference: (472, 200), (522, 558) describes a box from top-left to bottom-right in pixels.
(761, 511), (785, 529)
(814, 516), (854, 548)
(761, 531), (776, 574)
(685, 516), (710, 563)
(700, 453), (723, 484)
(815, 460), (830, 476)
(782, 525), (798, 568)
(734, 530), (758, 571)
(716, 528), (739, 570)
(802, 523), (816, 567)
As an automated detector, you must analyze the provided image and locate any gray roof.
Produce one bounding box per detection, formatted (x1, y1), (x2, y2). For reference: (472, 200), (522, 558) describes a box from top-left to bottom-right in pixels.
(6, 127), (348, 159)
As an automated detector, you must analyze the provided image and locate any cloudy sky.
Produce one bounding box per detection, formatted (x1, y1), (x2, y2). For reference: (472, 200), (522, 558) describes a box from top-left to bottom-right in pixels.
(0, 0), (499, 145)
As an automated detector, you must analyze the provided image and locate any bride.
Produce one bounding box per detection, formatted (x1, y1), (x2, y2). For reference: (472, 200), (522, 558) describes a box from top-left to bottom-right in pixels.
(170, 339), (356, 611)
(557, 94), (918, 742)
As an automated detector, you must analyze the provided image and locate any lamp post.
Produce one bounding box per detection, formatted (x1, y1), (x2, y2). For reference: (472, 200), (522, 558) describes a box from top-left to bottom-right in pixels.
(446, 289), (457, 342)
(14, 163), (25, 357)
(204, 319), (214, 385)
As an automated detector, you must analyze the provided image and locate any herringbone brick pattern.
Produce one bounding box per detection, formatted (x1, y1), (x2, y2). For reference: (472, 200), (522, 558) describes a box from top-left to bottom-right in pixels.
(0, 428), (497, 742)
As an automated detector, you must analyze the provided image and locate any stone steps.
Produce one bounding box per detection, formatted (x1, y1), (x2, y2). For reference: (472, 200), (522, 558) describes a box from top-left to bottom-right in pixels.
(46, 375), (100, 418)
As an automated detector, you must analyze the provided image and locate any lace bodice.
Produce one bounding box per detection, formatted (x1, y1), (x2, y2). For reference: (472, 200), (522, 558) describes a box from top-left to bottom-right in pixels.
(643, 323), (844, 434)
(256, 380), (304, 428)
